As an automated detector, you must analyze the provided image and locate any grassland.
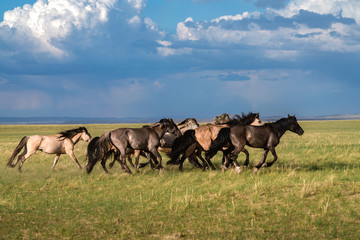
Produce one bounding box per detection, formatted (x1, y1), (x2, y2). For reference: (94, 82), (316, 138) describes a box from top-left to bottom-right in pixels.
(0, 121), (360, 239)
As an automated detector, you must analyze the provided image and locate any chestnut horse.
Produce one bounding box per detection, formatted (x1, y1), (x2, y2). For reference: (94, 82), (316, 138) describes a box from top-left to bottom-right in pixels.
(169, 112), (262, 171)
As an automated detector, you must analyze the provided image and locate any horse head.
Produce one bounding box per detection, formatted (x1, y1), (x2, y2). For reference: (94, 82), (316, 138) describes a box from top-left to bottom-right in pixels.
(80, 127), (92, 142)
(250, 113), (262, 126)
(287, 115), (304, 135)
(178, 118), (199, 132)
(159, 118), (181, 136)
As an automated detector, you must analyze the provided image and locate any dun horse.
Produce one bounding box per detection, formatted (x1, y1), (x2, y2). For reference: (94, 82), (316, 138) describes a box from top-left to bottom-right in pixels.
(168, 112), (262, 171)
(86, 119), (179, 174)
(209, 115), (304, 173)
(7, 127), (92, 172)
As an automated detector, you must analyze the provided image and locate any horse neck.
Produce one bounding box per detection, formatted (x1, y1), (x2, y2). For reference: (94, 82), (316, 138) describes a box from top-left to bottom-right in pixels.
(179, 124), (197, 134)
(152, 124), (167, 138)
(272, 119), (290, 138)
(71, 133), (82, 144)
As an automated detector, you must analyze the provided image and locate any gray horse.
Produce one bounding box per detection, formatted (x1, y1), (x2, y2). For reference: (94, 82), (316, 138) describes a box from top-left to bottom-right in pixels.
(86, 119), (179, 174)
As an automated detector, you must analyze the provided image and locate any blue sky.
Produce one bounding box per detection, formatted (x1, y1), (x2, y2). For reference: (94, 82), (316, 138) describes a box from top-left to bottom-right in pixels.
(0, 0), (359, 119)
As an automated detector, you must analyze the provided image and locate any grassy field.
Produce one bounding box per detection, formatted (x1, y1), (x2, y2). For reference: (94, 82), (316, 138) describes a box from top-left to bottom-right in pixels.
(0, 121), (360, 239)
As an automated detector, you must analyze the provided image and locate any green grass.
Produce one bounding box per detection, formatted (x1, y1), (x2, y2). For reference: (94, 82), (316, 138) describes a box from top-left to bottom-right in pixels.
(1, 121), (360, 239)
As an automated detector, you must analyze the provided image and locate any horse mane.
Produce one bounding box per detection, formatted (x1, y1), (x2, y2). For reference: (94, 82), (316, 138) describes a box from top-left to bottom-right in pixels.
(178, 118), (197, 125)
(264, 117), (290, 131)
(142, 119), (174, 128)
(58, 126), (88, 140)
(224, 112), (260, 126)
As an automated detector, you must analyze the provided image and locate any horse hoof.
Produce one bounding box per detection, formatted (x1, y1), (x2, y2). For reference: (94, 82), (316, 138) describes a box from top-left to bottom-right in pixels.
(236, 166), (241, 173)
(253, 168), (259, 174)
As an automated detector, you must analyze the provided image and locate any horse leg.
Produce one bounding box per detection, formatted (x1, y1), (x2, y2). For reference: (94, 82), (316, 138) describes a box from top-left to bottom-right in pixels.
(204, 149), (217, 171)
(228, 148), (243, 173)
(66, 150), (83, 169)
(253, 149), (269, 174)
(263, 147), (278, 168)
(17, 149), (37, 172)
(100, 156), (110, 174)
(188, 153), (202, 168)
(128, 153), (135, 168)
(195, 149), (209, 171)
(52, 154), (61, 170)
(149, 149), (163, 169)
(242, 148), (250, 167)
(109, 156), (116, 168)
(178, 154), (189, 171)
(120, 151), (132, 174)
(12, 150), (27, 168)
(134, 150), (141, 169)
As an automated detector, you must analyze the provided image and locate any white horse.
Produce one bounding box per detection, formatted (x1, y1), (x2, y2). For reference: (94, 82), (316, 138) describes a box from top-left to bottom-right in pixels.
(7, 127), (92, 172)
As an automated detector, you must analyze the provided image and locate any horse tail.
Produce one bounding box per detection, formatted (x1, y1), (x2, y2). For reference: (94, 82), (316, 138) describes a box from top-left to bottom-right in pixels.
(208, 127), (231, 157)
(86, 132), (113, 174)
(7, 136), (29, 167)
(166, 130), (197, 165)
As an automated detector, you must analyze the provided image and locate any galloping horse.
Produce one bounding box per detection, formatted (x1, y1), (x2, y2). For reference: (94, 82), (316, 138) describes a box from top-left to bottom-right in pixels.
(104, 118), (201, 172)
(169, 112), (262, 171)
(86, 119), (179, 174)
(138, 118), (202, 169)
(7, 127), (92, 172)
(209, 115), (304, 173)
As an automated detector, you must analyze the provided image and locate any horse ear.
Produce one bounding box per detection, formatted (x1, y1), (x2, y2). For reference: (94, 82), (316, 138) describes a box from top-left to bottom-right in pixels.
(288, 114), (290, 118)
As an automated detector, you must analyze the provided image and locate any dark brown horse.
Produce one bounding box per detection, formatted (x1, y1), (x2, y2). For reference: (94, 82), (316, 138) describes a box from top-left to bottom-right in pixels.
(209, 115), (304, 173)
(7, 127), (92, 172)
(168, 112), (262, 171)
(86, 119), (179, 174)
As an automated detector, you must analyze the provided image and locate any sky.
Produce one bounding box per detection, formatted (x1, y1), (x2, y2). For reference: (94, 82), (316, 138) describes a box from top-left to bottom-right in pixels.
(0, 0), (359, 119)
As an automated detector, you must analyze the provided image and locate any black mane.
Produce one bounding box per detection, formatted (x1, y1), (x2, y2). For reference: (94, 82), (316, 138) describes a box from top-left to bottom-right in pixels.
(58, 127), (88, 140)
(226, 112), (260, 126)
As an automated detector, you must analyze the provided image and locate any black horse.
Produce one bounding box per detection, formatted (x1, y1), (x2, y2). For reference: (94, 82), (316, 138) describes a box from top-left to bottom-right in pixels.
(209, 115), (304, 173)
(86, 119), (180, 174)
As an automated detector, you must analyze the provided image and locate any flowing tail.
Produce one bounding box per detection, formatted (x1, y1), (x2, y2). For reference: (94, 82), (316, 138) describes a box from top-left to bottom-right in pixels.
(166, 130), (197, 165)
(7, 136), (29, 167)
(207, 128), (231, 157)
(86, 132), (113, 174)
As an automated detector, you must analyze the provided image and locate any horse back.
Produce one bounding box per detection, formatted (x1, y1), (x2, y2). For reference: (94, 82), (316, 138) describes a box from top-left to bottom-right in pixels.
(195, 124), (226, 150)
(27, 135), (66, 154)
(111, 127), (160, 150)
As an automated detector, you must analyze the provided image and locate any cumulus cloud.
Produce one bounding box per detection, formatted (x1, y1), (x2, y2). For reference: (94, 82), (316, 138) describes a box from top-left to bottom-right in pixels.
(277, 0), (360, 24)
(0, 0), (117, 57)
(0, 0), (159, 63)
(175, 7), (360, 60)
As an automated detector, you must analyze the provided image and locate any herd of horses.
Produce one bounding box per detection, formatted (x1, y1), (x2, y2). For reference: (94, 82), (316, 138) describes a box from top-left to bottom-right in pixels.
(7, 113), (304, 174)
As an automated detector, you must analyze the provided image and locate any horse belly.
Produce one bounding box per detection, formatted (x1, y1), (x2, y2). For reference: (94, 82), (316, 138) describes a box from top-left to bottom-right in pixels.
(245, 131), (268, 149)
(39, 137), (64, 154)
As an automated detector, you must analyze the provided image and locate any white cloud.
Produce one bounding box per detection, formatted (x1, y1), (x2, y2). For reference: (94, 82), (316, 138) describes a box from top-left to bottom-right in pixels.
(0, 0), (116, 57)
(174, 6), (360, 60)
(277, 0), (360, 24)
(128, 15), (141, 25)
(128, 0), (147, 11)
